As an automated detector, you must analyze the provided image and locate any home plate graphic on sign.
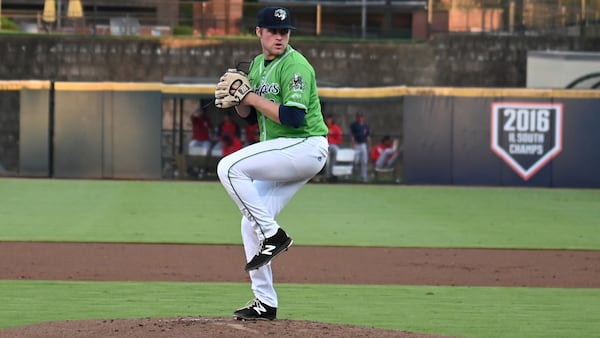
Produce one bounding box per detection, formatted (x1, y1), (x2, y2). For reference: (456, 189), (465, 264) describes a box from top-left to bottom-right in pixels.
(490, 102), (563, 181)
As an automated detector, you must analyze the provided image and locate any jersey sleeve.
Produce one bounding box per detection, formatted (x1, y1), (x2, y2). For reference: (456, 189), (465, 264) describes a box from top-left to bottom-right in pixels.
(278, 62), (315, 112)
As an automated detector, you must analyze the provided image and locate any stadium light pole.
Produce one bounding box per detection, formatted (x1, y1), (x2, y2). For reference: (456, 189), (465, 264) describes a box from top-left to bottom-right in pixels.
(316, 2), (322, 36)
(361, 0), (366, 39)
(57, 0), (64, 30)
(427, 0), (433, 37)
(580, 0), (587, 36)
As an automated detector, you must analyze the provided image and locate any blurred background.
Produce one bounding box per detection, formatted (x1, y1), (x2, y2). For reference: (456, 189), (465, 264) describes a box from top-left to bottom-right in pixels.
(0, 1), (598, 185)
(1, 0), (599, 39)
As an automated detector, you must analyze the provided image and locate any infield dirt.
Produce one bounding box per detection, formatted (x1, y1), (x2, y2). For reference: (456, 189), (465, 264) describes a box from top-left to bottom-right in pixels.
(1, 242), (599, 337)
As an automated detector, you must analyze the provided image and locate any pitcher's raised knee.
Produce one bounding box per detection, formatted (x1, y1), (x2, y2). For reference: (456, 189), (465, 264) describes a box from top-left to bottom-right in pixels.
(216, 158), (231, 183)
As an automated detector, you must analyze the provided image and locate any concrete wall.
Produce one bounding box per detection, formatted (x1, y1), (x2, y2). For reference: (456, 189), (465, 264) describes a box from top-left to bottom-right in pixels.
(2, 35), (599, 86)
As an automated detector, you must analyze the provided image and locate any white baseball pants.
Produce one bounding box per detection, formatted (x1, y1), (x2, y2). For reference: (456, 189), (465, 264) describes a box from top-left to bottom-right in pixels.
(217, 136), (328, 307)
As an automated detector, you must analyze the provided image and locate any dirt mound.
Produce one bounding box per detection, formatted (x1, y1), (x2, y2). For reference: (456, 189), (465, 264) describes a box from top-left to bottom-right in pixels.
(0, 317), (454, 338)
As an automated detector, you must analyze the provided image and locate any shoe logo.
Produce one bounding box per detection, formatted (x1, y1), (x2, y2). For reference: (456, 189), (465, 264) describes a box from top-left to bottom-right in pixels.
(261, 245), (276, 256)
(253, 303), (267, 315)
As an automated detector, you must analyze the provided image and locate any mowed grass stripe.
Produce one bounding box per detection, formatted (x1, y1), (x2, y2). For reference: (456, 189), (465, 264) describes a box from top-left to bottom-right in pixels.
(0, 281), (599, 338)
(1, 178), (598, 249)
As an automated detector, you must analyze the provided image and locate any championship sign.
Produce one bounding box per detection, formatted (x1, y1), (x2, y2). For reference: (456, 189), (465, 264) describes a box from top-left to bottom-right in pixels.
(490, 102), (563, 180)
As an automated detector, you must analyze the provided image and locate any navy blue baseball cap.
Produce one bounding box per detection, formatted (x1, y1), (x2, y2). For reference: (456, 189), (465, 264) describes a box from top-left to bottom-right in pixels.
(257, 7), (296, 30)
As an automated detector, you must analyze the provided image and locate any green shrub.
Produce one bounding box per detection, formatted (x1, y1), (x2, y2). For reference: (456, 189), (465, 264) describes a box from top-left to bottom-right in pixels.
(173, 25), (194, 36)
(1, 17), (19, 31)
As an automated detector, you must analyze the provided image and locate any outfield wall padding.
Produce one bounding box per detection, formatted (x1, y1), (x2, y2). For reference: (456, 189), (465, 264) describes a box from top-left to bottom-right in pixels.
(19, 84), (163, 179)
(19, 89), (51, 177)
(403, 96), (453, 184)
(403, 93), (600, 188)
(552, 99), (600, 187)
(15, 83), (600, 186)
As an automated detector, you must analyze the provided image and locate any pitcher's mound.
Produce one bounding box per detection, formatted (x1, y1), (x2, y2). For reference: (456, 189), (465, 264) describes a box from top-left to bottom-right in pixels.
(1, 317), (454, 338)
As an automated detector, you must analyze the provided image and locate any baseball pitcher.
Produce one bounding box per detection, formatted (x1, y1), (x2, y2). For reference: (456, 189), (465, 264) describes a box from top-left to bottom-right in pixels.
(214, 6), (328, 321)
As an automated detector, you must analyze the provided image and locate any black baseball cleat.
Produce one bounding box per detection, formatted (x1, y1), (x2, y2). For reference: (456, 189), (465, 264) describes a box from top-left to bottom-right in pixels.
(233, 298), (277, 321)
(245, 228), (293, 271)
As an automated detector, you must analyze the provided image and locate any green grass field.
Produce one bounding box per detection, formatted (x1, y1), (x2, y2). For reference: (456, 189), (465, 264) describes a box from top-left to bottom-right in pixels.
(1, 178), (599, 337)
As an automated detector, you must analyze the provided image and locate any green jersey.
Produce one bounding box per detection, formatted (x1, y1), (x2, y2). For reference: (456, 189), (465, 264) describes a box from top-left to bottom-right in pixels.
(247, 45), (328, 141)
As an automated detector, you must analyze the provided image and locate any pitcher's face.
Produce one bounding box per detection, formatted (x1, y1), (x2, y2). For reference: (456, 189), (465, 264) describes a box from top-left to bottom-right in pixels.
(257, 27), (290, 60)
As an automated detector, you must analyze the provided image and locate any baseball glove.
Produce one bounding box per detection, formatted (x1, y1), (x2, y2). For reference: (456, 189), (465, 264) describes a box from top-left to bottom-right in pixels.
(215, 69), (252, 109)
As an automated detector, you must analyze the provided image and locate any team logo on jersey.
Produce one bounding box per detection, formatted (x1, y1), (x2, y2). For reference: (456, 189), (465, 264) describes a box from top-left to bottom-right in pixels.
(290, 74), (305, 92)
(490, 102), (563, 180)
(274, 9), (287, 21)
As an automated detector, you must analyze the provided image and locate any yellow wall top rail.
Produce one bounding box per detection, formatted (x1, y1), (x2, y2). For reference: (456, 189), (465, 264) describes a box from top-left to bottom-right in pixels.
(1, 81), (599, 99)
